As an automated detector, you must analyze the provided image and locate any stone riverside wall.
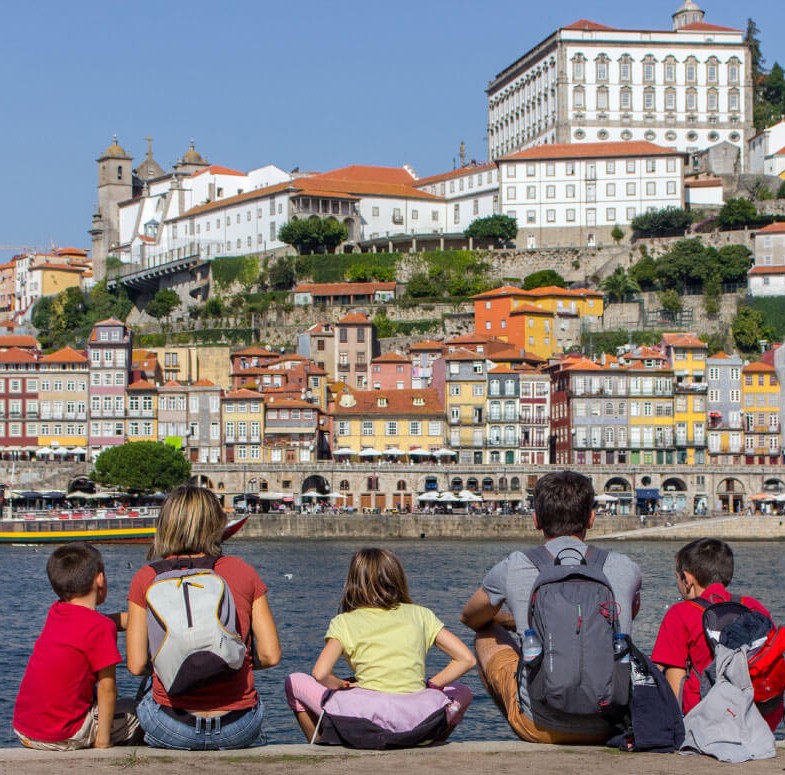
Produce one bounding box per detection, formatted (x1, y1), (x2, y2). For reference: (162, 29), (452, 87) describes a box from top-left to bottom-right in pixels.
(604, 514), (785, 542)
(235, 512), (776, 541)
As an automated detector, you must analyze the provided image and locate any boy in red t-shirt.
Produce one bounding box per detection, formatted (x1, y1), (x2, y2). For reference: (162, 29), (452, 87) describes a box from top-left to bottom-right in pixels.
(13, 543), (140, 750)
(652, 537), (783, 731)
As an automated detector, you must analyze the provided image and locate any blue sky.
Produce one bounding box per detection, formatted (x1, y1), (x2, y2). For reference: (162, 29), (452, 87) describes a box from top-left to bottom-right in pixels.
(1, 1), (783, 262)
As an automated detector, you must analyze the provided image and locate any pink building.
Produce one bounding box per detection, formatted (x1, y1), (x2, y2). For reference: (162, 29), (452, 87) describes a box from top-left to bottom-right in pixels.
(87, 318), (132, 456)
(370, 352), (412, 390)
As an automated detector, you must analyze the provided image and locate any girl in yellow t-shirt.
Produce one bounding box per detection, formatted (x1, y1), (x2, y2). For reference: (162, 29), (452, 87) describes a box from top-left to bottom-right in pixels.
(285, 547), (475, 745)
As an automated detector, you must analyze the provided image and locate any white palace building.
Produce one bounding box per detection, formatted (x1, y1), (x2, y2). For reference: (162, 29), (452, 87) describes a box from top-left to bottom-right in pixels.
(486, 1), (753, 169)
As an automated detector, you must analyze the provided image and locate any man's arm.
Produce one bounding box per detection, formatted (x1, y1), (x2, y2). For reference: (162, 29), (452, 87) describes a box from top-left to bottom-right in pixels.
(461, 587), (503, 632)
(94, 665), (117, 748)
(663, 665), (686, 707)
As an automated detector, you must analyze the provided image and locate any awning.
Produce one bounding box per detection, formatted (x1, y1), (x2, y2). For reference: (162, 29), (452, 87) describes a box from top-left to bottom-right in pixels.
(636, 488), (660, 499)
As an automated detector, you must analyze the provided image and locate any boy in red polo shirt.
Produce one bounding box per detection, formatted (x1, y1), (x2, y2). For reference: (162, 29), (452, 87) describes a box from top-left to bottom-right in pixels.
(13, 543), (140, 750)
(652, 537), (783, 731)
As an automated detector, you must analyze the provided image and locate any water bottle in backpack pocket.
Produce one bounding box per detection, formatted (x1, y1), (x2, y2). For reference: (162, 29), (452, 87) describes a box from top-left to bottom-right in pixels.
(520, 545), (629, 718)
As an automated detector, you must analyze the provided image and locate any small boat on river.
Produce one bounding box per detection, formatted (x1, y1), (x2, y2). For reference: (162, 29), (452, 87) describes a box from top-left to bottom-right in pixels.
(0, 509), (248, 545)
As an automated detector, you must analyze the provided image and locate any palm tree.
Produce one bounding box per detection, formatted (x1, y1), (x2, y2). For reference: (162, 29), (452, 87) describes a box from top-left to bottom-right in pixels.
(600, 266), (641, 303)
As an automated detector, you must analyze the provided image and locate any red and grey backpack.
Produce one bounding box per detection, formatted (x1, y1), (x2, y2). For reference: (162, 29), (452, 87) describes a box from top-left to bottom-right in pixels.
(691, 594), (785, 707)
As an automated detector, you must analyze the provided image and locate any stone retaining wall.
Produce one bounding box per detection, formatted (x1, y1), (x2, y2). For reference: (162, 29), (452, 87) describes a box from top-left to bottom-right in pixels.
(235, 512), (763, 541)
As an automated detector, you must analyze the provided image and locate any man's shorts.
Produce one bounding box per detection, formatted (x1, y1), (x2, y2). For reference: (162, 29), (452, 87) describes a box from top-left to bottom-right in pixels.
(482, 644), (611, 745)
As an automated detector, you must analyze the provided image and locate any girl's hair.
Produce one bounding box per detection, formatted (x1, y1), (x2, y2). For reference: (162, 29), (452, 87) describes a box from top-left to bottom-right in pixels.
(148, 485), (227, 560)
(340, 547), (412, 613)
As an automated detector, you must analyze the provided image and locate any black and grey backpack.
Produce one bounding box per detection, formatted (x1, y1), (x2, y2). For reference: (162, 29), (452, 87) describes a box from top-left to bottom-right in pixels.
(521, 545), (629, 718)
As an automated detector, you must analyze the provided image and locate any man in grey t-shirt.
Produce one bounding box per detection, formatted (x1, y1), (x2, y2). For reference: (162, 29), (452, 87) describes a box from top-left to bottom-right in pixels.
(461, 470), (641, 744)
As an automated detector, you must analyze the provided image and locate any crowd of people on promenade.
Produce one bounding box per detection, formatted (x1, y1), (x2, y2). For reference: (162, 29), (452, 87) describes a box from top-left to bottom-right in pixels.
(11, 473), (785, 760)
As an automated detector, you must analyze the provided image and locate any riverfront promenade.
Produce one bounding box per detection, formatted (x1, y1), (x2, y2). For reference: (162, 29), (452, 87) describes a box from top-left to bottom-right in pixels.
(2, 741), (783, 774)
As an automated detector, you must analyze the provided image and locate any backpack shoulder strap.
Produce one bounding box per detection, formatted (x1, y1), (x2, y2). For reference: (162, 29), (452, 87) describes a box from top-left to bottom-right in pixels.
(524, 545), (554, 573)
(149, 555), (220, 575)
(584, 545), (609, 568)
(689, 597), (711, 612)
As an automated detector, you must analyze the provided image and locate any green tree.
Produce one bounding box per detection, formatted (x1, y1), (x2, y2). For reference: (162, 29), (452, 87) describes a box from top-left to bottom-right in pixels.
(629, 253), (659, 291)
(703, 273), (721, 318)
(655, 238), (708, 291)
(631, 207), (692, 237)
(746, 18), (765, 82)
(523, 269), (566, 290)
(91, 441), (191, 494)
(610, 225), (624, 244)
(268, 257), (296, 290)
(202, 297), (225, 318)
(600, 267), (640, 303)
(405, 272), (439, 298)
(718, 198), (758, 229)
(732, 306), (775, 354)
(659, 289), (683, 315)
(278, 218), (348, 254)
(777, 181), (785, 200)
(145, 289), (181, 320)
(464, 214), (517, 244)
(716, 244), (753, 283)
(345, 263), (373, 282)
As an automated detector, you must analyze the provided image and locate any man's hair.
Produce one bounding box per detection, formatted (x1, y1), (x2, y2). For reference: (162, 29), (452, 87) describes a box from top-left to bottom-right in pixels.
(675, 538), (734, 587)
(533, 470), (594, 538)
(47, 542), (104, 601)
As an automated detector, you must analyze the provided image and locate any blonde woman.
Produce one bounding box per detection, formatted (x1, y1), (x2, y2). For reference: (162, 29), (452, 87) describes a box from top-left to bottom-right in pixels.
(126, 485), (280, 749)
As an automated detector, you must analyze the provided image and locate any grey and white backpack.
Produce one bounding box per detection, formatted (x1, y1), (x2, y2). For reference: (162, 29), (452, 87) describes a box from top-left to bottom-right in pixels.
(521, 545), (629, 718)
(146, 556), (247, 695)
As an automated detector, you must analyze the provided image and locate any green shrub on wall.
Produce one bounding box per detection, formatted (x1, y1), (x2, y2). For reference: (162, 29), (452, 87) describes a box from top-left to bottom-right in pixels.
(211, 256), (260, 289)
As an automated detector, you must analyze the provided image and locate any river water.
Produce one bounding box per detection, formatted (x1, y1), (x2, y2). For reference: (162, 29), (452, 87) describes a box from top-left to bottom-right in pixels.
(2, 538), (784, 747)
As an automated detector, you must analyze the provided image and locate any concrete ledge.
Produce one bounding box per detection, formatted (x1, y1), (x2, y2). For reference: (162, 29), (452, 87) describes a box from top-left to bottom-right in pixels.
(1, 741), (783, 774)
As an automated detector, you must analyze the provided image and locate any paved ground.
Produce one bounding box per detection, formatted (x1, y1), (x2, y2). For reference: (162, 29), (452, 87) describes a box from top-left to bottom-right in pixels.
(1, 741), (784, 774)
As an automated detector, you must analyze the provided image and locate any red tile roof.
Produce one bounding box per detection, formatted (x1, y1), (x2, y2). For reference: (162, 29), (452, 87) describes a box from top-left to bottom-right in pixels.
(193, 378), (217, 387)
(295, 282), (396, 295)
(756, 222), (785, 234)
(0, 347), (37, 363)
(663, 333), (706, 348)
(127, 379), (157, 391)
(510, 303), (554, 316)
(372, 352), (410, 363)
(337, 311), (371, 325)
(315, 165), (417, 185)
(742, 361), (775, 373)
(562, 19), (614, 31)
(678, 22), (740, 32)
(708, 352), (731, 359)
(40, 346), (87, 364)
(750, 266), (785, 275)
(416, 163), (496, 187)
(471, 285), (528, 300)
(685, 177), (723, 188)
(191, 165), (245, 178)
(225, 388), (262, 399)
(333, 388), (442, 416)
(409, 339), (445, 351)
(182, 181), (294, 218)
(0, 335), (39, 349)
(501, 141), (681, 162)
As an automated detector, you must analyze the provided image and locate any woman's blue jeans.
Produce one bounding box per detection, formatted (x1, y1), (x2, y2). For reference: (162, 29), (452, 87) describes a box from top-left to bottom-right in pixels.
(136, 692), (264, 750)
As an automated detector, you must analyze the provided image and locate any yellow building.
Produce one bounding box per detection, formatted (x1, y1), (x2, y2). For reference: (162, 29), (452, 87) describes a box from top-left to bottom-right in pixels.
(444, 349), (488, 464)
(30, 263), (88, 297)
(126, 379), (158, 442)
(332, 388), (445, 458)
(38, 346), (89, 458)
(509, 303), (556, 360)
(521, 286), (604, 319)
(741, 361), (780, 465)
(662, 333), (708, 465)
(222, 388), (264, 464)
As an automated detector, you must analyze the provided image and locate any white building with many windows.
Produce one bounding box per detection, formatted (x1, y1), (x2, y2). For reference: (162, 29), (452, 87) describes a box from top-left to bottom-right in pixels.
(749, 223), (785, 297)
(498, 141), (685, 247)
(486, 2), (752, 168)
